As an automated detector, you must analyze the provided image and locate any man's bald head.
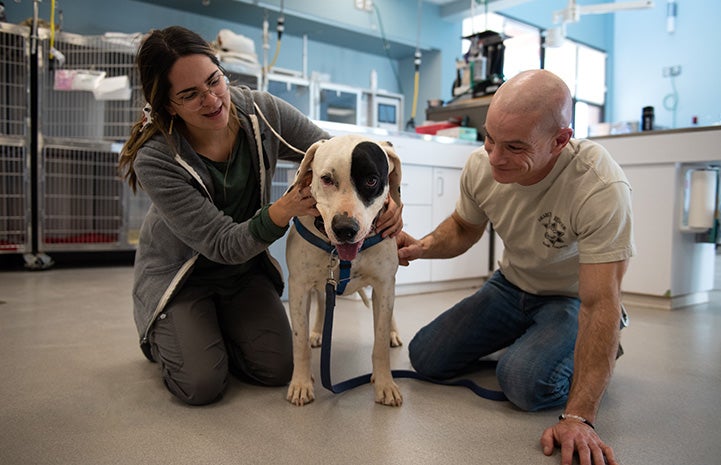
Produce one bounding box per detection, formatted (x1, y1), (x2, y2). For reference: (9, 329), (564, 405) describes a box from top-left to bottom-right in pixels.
(489, 70), (573, 134)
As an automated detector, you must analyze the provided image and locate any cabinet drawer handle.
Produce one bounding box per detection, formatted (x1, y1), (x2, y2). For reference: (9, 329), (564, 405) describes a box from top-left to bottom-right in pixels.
(436, 177), (444, 196)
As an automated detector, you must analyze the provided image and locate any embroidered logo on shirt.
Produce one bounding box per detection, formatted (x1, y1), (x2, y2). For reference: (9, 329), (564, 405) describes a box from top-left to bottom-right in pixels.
(538, 212), (568, 249)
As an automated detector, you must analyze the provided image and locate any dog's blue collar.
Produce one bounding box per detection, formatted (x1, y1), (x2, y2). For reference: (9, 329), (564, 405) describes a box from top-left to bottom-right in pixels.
(292, 217), (385, 295)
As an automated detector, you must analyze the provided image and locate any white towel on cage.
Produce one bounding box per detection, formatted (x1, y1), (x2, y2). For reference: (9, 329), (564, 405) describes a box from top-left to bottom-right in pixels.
(53, 69), (106, 91)
(102, 32), (144, 51)
(93, 75), (131, 101)
(216, 29), (258, 65)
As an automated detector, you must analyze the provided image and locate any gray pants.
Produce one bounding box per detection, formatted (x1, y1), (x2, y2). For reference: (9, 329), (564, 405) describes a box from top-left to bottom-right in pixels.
(149, 272), (293, 405)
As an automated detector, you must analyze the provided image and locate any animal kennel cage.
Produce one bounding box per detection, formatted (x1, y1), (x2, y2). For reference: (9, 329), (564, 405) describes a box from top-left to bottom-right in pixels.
(38, 30), (143, 140)
(0, 137), (31, 254)
(221, 60), (261, 90)
(0, 22), (297, 264)
(39, 140), (134, 250)
(267, 160), (299, 300)
(36, 28), (151, 252)
(0, 23), (32, 254)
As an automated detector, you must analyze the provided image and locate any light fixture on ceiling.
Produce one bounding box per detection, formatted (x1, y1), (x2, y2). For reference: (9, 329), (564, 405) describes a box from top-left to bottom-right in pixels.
(545, 0), (654, 47)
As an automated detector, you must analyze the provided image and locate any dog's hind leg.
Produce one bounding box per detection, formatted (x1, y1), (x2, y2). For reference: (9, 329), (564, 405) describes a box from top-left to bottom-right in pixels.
(358, 288), (401, 348)
(309, 287), (324, 347)
(389, 316), (403, 348)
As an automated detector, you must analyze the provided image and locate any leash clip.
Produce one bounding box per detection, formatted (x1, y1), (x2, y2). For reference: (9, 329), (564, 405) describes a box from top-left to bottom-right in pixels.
(326, 253), (338, 289)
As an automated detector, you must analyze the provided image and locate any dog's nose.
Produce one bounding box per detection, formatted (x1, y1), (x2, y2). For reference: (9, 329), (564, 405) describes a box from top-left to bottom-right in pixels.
(331, 214), (360, 242)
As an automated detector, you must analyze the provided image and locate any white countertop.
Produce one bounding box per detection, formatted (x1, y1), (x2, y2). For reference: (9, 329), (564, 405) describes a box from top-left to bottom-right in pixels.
(592, 125), (721, 166)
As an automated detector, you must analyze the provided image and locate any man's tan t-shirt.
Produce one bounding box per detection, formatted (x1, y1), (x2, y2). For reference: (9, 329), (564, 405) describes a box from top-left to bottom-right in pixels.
(456, 139), (636, 297)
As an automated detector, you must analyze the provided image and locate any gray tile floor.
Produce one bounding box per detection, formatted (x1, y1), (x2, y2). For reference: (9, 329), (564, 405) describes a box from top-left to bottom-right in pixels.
(1, 254), (720, 465)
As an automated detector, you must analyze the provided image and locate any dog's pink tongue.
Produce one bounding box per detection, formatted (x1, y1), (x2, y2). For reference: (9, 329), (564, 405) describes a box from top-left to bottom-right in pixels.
(336, 242), (363, 261)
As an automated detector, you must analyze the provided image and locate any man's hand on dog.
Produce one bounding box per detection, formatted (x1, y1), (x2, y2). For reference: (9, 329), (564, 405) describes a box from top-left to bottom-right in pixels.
(396, 231), (423, 266)
(269, 184), (319, 227)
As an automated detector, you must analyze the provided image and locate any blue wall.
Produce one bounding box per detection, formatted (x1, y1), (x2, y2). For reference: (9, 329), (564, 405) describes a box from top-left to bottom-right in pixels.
(6, 0), (720, 129)
(498, 0), (721, 129)
(612, 1), (721, 129)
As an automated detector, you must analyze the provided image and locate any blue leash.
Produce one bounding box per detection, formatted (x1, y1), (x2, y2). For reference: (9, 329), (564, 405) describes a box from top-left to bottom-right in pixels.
(319, 282), (508, 402)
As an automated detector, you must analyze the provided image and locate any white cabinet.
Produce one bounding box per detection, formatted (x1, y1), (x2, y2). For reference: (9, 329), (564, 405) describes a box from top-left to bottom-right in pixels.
(429, 167), (490, 282)
(396, 165), (433, 285)
(594, 127), (721, 309)
(397, 164), (490, 286)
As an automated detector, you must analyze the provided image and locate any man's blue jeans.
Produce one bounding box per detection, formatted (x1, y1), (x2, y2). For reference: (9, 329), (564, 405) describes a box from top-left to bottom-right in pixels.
(408, 270), (580, 411)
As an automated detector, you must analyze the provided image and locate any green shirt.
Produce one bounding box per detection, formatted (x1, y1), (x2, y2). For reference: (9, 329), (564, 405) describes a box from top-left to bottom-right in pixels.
(187, 136), (286, 288)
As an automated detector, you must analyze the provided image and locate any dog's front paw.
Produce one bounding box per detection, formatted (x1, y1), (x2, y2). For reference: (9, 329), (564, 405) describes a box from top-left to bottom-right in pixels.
(309, 331), (322, 348)
(389, 331), (403, 347)
(371, 374), (403, 407)
(286, 378), (315, 406)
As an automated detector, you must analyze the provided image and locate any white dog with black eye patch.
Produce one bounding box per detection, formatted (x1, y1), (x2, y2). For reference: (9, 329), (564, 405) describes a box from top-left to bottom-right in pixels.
(285, 134), (403, 407)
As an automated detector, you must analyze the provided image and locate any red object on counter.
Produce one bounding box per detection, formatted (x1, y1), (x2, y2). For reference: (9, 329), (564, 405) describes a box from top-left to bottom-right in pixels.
(415, 122), (459, 135)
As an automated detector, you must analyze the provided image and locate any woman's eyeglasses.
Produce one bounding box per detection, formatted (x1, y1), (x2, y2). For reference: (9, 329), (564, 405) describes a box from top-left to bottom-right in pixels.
(171, 74), (230, 111)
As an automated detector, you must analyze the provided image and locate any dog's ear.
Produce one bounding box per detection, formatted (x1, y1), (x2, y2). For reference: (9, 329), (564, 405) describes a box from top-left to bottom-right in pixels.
(292, 139), (324, 189)
(381, 140), (402, 207)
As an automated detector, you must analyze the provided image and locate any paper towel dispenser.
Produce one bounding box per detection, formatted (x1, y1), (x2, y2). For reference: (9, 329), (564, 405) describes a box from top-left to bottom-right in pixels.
(680, 167), (719, 233)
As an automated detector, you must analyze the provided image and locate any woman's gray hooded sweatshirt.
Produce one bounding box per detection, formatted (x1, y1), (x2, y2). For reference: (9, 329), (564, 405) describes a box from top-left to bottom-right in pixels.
(131, 86), (328, 360)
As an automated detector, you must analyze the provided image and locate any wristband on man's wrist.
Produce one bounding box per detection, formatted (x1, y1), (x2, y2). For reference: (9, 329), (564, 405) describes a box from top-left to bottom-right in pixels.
(559, 413), (595, 430)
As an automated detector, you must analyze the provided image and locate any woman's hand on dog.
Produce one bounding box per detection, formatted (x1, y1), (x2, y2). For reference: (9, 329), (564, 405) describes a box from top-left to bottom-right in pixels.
(269, 184), (319, 227)
(377, 196), (404, 238)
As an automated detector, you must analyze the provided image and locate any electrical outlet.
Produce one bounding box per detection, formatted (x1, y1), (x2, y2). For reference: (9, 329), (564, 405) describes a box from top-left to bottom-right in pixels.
(663, 65), (682, 77)
(355, 0), (373, 12)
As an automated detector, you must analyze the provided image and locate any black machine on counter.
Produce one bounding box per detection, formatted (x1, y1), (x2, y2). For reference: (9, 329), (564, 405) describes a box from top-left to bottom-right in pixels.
(453, 30), (506, 99)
